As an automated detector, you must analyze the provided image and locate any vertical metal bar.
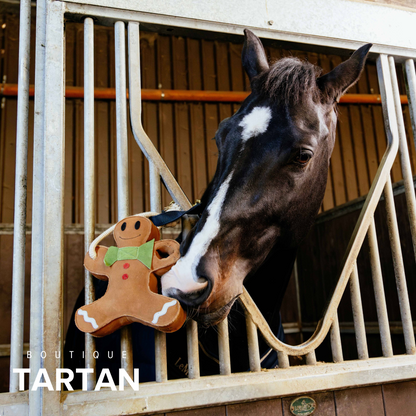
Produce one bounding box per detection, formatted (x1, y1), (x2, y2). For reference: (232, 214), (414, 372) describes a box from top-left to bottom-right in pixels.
(378, 54), (415, 354)
(383, 176), (416, 354)
(186, 320), (200, 378)
(83, 17), (96, 390)
(404, 59), (416, 151)
(217, 319), (231, 375)
(115, 20), (134, 377)
(349, 262), (369, 359)
(9, 0), (31, 393)
(29, 0), (46, 412)
(41, 1), (65, 414)
(305, 351), (317, 365)
(330, 312), (343, 363)
(245, 311), (261, 372)
(277, 351), (289, 369)
(388, 57), (416, 260)
(150, 160), (168, 382)
(293, 259), (304, 343)
(368, 218), (393, 357)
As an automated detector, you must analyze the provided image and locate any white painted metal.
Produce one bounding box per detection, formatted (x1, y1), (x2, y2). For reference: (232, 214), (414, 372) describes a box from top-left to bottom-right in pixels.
(114, 20), (134, 376)
(245, 311), (261, 372)
(83, 17), (97, 390)
(305, 351), (317, 365)
(9, 0), (31, 394)
(186, 320), (200, 379)
(60, 0), (416, 60)
(405, 59), (416, 147)
(388, 57), (416, 262)
(367, 218), (393, 357)
(330, 312), (344, 363)
(383, 176), (416, 354)
(40, 1), (66, 414)
(29, 0), (46, 413)
(217, 319), (231, 375)
(349, 263), (369, 360)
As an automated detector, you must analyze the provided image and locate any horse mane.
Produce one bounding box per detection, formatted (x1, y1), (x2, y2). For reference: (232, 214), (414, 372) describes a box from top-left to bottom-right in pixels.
(253, 56), (323, 105)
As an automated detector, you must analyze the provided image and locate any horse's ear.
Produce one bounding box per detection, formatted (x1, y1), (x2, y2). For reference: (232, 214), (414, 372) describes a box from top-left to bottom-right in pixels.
(242, 29), (269, 81)
(317, 43), (372, 103)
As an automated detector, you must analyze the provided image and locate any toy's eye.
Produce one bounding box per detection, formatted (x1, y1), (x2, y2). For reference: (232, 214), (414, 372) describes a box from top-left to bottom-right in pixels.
(135, 221), (141, 230)
(121, 222), (127, 231)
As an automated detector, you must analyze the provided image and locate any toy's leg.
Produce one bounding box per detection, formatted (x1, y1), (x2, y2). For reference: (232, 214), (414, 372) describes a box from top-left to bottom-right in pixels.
(136, 292), (186, 333)
(75, 297), (128, 337)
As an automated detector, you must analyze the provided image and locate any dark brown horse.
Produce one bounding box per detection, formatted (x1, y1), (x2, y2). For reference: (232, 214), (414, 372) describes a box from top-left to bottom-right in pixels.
(161, 30), (371, 329)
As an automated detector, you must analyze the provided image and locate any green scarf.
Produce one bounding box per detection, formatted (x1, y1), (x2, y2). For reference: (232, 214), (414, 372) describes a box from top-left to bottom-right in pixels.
(103, 239), (155, 269)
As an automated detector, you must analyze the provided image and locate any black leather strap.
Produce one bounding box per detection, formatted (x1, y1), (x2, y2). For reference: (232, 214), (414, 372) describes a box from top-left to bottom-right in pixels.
(149, 203), (204, 227)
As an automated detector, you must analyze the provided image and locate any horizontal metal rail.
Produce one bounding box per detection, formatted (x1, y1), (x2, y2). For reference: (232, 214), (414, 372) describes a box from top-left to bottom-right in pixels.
(0, 83), (410, 104)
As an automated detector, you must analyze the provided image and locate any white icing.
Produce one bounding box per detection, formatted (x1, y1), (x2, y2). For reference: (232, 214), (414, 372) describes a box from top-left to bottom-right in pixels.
(152, 300), (178, 324)
(78, 309), (99, 329)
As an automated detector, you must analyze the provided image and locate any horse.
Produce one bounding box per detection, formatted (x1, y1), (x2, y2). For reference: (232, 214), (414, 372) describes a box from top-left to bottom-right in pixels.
(64, 29), (371, 382)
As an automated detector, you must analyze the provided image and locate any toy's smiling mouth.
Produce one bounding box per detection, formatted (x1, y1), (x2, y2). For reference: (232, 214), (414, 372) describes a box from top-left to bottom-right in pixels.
(119, 234), (141, 240)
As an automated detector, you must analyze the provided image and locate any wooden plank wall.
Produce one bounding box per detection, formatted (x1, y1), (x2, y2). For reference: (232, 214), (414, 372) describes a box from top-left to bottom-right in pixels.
(143, 380), (416, 416)
(0, 14), (416, 391)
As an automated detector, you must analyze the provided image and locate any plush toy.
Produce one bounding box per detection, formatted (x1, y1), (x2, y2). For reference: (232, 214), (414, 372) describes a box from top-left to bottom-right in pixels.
(75, 215), (186, 337)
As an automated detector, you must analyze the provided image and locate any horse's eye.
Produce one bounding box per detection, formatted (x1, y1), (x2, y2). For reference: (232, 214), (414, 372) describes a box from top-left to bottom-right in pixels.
(294, 150), (313, 166)
(135, 221), (141, 230)
(121, 222), (127, 231)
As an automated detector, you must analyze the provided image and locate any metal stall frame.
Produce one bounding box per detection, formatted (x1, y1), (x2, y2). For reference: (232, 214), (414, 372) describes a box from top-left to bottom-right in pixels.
(1, 0), (416, 415)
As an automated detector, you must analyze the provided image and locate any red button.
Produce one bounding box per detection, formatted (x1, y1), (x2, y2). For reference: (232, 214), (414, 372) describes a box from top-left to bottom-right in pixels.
(123, 263), (130, 269)
(122, 274), (128, 280)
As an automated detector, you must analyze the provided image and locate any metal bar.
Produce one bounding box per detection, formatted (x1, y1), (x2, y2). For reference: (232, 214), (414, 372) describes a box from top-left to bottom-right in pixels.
(62, 0), (416, 62)
(217, 319), (231, 375)
(404, 59), (416, 150)
(127, 23), (190, 209)
(305, 351), (317, 365)
(115, 20), (134, 377)
(349, 263), (369, 359)
(40, 1), (65, 414)
(330, 312), (344, 363)
(383, 176), (416, 354)
(186, 320), (200, 379)
(83, 17), (96, 390)
(9, 0), (31, 393)
(29, 0), (46, 412)
(388, 57), (416, 261)
(293, 259), (303, 342)
(1, 83), (409, 104)
(239, 54), (399, 356)
(149, 160), (167, 382)
(154, 331), (167, 383)
(245, 311), (261, 372)
(368, 218), (393, 357)
(277, 351), (289, 369)
(127, 21), (200, 379)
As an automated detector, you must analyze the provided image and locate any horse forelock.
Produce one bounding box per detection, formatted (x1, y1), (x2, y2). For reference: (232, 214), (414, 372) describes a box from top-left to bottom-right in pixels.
(253, 57), (322, 105)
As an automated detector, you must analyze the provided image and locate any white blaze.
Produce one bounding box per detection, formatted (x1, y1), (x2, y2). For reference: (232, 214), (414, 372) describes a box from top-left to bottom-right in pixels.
(161, 173), (233, 294)
(161, 107), (272, 295)
(239, 106), (272, 142)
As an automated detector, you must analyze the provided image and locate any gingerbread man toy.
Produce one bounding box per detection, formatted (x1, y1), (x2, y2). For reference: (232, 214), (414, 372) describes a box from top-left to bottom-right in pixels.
(75, 215), (186, 337)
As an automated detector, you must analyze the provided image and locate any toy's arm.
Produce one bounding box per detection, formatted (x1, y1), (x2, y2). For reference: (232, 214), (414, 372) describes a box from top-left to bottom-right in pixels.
(152, 240), (180, 276)
(84, 246), (110, 281)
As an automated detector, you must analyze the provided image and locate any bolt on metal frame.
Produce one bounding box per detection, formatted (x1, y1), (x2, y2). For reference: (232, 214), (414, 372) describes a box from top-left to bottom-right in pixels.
(2, 0), (416, 415)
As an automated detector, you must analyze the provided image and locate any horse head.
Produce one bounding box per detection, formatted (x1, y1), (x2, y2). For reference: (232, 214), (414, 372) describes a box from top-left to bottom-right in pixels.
(161, 30), (371, 326)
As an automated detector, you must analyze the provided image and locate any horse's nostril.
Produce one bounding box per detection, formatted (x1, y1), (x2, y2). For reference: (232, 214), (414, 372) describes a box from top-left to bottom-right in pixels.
(166, 279), (212, 307)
